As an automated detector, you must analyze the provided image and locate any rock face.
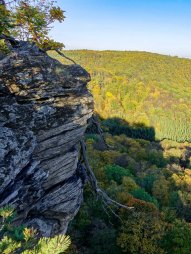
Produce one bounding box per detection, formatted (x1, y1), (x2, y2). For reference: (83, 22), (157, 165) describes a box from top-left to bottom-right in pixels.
(0, 42), (93, 236)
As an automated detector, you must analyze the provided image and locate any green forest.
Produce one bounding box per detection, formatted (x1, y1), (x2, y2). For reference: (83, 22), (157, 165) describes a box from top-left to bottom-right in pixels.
(50, 50), (191, 142)
(49, 50), (191, 254)
(67, 134), (191, 254)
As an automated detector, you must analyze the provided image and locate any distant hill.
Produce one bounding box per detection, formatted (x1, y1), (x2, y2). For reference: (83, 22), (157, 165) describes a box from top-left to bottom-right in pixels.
(50, 50), (191, 142)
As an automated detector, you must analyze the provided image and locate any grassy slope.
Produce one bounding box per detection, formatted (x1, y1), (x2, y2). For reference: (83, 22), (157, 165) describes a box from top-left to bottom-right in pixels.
(49, 50), (191, 142)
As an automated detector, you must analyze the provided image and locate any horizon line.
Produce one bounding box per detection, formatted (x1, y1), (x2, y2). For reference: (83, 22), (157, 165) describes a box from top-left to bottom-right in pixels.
(62, 48), (191, 60)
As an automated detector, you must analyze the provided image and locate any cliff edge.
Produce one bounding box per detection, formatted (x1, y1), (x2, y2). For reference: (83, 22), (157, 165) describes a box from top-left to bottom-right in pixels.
(0, 42), (94, 236)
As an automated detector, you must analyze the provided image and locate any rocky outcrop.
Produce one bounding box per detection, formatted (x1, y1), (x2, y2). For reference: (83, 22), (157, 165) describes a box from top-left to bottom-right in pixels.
(0, 42), (93, 236)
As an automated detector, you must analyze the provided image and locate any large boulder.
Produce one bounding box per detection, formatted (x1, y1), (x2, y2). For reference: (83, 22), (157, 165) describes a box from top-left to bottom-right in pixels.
(0, 42), (93, 236)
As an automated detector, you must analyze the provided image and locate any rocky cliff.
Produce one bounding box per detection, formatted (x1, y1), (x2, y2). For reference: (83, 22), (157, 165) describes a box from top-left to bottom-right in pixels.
(0, 42), (93, 236)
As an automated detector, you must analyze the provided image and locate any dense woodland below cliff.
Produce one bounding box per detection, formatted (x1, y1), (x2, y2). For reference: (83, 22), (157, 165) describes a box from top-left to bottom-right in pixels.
(49, 50), (191, 254)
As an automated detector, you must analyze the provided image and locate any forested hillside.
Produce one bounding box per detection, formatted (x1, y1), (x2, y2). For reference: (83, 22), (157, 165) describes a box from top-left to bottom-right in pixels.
(50, 50), (191, 142)
(49, 50), (191, 254)
(66, 134), (191, 254)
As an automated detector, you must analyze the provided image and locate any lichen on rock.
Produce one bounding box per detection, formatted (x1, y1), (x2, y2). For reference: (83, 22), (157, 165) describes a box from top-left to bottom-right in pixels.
(0, 42), (93, 236)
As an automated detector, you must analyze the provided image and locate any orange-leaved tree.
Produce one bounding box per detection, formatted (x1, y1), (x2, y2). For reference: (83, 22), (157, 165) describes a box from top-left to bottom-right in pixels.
(0, 0), (65, 50)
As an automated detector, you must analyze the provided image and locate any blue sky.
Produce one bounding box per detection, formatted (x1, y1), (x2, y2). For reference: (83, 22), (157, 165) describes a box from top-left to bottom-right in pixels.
(51, 0), (191, 57)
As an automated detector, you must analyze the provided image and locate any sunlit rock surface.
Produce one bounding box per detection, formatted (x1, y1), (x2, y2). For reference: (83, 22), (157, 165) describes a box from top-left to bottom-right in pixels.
(0, 42), (93, 236)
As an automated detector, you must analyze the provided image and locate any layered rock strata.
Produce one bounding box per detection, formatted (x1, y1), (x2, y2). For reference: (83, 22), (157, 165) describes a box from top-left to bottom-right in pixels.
(0, 42), (93, 236)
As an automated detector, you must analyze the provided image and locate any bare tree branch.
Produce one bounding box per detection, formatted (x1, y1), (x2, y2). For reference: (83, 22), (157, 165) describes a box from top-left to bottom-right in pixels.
(0, 34), (19, 47)
(91, 114), (113, 149)
(80, 139), (133, 211)
(56, 49), (76, 64)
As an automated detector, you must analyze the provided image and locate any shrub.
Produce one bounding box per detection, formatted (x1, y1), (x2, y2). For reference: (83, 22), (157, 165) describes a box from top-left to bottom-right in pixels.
(130, 188), (159, 207)
(104, 164), (133, 184)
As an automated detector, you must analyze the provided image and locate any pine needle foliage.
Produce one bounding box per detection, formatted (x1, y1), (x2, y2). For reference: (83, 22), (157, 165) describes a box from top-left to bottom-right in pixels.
(0, 206), (71, 254)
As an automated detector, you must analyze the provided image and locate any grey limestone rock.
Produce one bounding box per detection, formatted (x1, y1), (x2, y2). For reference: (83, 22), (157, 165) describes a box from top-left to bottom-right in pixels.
(0, 42), (93, 236)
